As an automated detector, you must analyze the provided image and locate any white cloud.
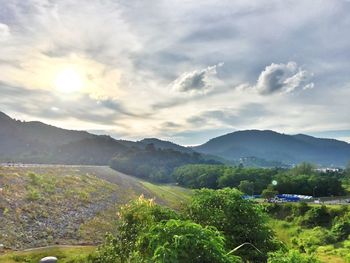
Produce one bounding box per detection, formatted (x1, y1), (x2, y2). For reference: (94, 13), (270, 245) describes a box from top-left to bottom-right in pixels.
(0, 0), (349, 144)
(0, 23), (10, 40)
(171, 63), (223, 93)
(255, 62), (314, 95)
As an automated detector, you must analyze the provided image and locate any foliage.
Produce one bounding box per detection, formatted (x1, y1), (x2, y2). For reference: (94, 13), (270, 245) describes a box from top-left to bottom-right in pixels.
(267, 203), (350, 261)
(172, 163), (345, 197)
(300, 206), (332, 227)
(331, 212), (350, 241)
(110, 144), (220, 183)
(293, 227), (336, 253)
(268, 249), (320, 263)
(238, 180), (255, 194)
(92, 196), (180, 262)
(185, 188), (279, 262)
(136, 219), (241, 263)
(0, 246), (95, 263)
(262, 185), (279, 199)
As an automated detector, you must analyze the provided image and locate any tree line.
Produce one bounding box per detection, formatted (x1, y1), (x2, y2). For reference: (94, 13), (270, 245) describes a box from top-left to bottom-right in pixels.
(110, 143), (220, 182)
(173, 163), (347, 197)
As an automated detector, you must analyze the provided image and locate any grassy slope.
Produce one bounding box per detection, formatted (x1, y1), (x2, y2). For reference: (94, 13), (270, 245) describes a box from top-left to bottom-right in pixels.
(0, 165), (191, 250)
(269, 213), (350, 263)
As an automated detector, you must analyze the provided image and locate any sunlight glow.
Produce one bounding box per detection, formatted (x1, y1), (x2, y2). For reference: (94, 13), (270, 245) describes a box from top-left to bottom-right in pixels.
(54, 68), (83, 93)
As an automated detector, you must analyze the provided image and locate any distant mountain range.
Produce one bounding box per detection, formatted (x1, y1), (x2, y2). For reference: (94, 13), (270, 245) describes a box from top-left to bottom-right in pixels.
(0, 111), (129, 164)
(1, 111), (349, 166)
(193, 130), (350, 167)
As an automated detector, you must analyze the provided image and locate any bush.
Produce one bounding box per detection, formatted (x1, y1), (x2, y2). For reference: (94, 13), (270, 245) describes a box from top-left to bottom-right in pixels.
(268, 249), (320, 263)
(294, 227), (336, 253)
(136, 219), (241, 263)
(185, 188), (279, 262)
(331, 213), (350, 241)
(92, 196), (179, 262)
(26, 187), (41, 201)
(300, 206), (331, 227)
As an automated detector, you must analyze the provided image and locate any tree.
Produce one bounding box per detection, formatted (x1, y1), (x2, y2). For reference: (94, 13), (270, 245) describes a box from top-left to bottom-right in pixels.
(185, 188), (279, 262)
(262, 185), (278, 200)
(292, 162), (316, 176)
(238, 180), (255, 195)
(301, 206), (331, 227)
(92, 196), (179, 262)
(346, 161), (350, 177)
(136, 220), (241, 263)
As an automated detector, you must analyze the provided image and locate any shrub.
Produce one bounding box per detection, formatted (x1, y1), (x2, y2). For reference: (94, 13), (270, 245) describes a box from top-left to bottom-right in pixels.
(92, 196), (179, 262)
(268, 249), (320, 263)
(26, 187), (41, 201)
(185, 188), (279, 262)
(136, 219), (241, 263)
(331, 213), (350, 241)
(300, 206), (331, 227)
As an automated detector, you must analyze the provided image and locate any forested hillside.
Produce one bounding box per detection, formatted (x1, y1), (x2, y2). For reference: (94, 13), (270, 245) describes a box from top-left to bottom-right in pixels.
(194, 130), (350, 166)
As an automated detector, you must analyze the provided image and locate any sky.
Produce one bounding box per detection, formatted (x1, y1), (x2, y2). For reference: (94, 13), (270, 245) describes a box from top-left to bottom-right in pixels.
(0, 0), (350, 145)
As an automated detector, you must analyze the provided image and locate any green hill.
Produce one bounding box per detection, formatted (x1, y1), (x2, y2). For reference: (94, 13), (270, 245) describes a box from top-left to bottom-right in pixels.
(0, 165), (191, 250)
(193, 130), (350, 166)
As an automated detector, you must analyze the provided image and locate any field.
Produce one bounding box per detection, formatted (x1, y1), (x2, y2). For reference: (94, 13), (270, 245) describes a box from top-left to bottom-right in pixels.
(0, 165), (191, 251)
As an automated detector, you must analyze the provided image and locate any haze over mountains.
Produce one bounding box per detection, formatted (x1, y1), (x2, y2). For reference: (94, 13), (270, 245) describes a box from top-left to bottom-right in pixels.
(1, 111), (349, 167)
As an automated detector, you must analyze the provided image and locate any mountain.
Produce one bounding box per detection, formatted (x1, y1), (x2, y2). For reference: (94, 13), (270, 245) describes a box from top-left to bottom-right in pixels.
(0, 111), (209, 168)
(139, 138), (194, 153)
(2, 111), (350, 167)
(0, 111), (129, 164)
(193, 130), (350, 167)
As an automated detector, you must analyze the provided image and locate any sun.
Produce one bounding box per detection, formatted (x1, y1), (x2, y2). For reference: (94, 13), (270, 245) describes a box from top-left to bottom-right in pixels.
(54, 68), (83, 93)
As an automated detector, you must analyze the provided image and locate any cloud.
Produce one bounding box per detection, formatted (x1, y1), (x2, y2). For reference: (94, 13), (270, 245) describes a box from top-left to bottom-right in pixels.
(255, 62), (314, 95)
(186, 103), (269, 128)
(0, 81), (145, 125)
(0, 1), (350, 145)
(171, 63), (223, 93)
(0, 23), (10, 40)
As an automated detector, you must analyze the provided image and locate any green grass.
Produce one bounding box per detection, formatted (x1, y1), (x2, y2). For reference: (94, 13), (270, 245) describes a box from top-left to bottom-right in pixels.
(0, 246), (95, 263)
(141, 182), (192, 209)
(269, 219), (301, 246)
(269, 217), (350, 263)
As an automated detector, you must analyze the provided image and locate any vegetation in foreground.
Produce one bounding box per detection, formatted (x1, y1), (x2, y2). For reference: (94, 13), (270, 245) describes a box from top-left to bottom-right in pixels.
(267, 203), (350, 263)
(0, 246), (95, 263)
(88, 189), (319, 263)
(2, 191), (349, 262)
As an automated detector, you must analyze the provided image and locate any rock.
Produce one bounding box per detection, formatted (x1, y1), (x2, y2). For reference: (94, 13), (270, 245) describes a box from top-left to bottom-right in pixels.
(0, 244), (4, 252)
(39, 256), (58, 263)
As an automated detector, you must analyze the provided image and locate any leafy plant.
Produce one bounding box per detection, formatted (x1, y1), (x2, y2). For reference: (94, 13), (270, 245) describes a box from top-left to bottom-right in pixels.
(136, 219), (241, 263)
(185, 188), (279, 262)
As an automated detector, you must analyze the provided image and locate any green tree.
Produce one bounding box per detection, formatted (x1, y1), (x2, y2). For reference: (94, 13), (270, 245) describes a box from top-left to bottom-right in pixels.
(185, 188), (279, 262)
(301, 206), (331, 227)
(136, 219), (241, 263)
(93, 196), (179, 262)
(331, 212), (350, 241)
(238, 180), (255, 195)
(262, 185), (278, 200)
